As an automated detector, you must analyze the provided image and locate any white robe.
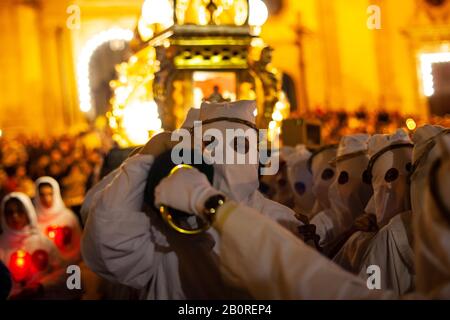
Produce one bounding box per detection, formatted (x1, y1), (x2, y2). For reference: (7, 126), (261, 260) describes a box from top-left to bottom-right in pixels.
(311, 154), (372, 248)
(81, 154), (251, 299)
(213, 200), (398, 299)
(357, 211), (415, 295)
(415, 134), (450, 298)
(333, 134), (413, 277)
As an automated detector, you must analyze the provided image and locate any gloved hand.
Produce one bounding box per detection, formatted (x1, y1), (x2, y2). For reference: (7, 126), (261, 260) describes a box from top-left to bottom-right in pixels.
(154, 167), (222, 216)
(140, 131), (178, 157)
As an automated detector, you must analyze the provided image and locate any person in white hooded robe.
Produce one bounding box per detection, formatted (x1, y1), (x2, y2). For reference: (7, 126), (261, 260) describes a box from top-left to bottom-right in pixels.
(285, 145), (316, 220)
(153, 163), (401, 300)
(355, 126), (450, 295)
(34, 176), (81, 264)
(258, 146), (295, 210)
(310, 134), (373, 252)
(80, 108), (201, 225)
(257, 145), (313, 225)
(196, 100), (301, 234)
(409, 125), (450, 298)
(0, 193), (68, 299)
(418, 133), (450, 298)
(79, 108), (201, 300)
(81, 100), (299, 299)
(153, 131), (450, 299)
(308, 144), (338, 218)
(333, 129), (414, 281)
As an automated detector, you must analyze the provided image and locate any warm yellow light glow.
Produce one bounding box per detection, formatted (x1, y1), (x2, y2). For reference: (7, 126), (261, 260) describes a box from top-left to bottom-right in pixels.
(16, 257), (25, 267)
(419, 52), (450, 97)
(233, 0), (249, 25)
(268, 120), (277, 130)
(129, 55), (138, 64)
(250, 37), (265, 48)
(77, 28), (133, 113)
(222, 91), (236, 101)
(108, 116), (118, 129)
(17, 250), (26, 258)
(138, 18), (154, 41)
(141, 0), (174, 28)
(275, 101), (284, 110)
(406, 118), (417, 131)
(193, 87), (204, 108)
(272, 110), (283, 122)
(248, 0), (268, 27)
(122, 100), (162, 145)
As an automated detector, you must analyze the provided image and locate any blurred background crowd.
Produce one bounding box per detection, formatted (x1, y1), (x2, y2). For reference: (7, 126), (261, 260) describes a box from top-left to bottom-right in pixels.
(0, 128), (114, 221)
(3, 109), (449, 220)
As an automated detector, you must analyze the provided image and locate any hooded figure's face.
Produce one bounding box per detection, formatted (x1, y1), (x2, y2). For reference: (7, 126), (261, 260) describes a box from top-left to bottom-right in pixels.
(4, 199), (30, 231)
(371, 147), (412, 226)
(311, 148), (336, 210)
(287, 158), (315, 214)
(329, 155), (372, 222)
(201, 121), (259, 202)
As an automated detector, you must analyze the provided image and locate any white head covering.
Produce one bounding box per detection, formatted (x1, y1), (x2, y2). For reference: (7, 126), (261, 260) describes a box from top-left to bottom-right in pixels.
(327, 134), (372, 234)
(180, 108), (200, 129)
(199, 100), (255, 123)
(412, 125), (446, 167)
(333, 133), (370, 163)
(199, 100), (259, 203)
(410, 125), (449, 245)
(410, 125), (448, 187)
(284, 145), (315, 216)
(417, 134), (450, 298)
(34, 177), (66, 220)
(0, 193), (62, 290)
(198, 101), (301, 235)
(0, 192), (39, 249)
(309, 145), (337, 214)
(33, 177), (80, 259)
(367, 129), (413, 226)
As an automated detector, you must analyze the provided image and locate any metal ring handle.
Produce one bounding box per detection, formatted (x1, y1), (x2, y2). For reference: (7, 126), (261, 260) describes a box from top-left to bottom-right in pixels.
(159, 164), (211, 235)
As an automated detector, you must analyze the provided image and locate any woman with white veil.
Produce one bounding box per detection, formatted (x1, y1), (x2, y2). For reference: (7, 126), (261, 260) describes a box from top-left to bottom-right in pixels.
(0, 192), (67, 299)
(34, 176), (81, 265)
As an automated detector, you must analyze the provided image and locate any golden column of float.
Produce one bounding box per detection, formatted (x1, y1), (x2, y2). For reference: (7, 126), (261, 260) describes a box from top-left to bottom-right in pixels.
(108, 0), (290, 147)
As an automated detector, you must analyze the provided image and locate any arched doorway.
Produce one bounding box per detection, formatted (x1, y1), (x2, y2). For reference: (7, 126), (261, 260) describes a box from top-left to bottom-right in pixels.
(76, 28), (133, 118)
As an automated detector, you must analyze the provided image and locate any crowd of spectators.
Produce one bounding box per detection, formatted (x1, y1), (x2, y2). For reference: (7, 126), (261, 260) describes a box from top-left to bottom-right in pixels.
(303, 108), (450, 144)
(0, 129), (113, 221)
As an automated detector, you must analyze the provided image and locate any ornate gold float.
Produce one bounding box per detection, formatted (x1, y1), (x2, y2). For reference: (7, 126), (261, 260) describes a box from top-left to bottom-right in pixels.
(108, 0), (289, 146)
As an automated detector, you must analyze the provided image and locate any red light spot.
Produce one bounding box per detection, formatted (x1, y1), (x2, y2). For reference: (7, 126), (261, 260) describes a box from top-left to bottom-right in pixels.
(16, 257), (25, 267)
(9, 250), (32, 282)
(32, 250), (49, 271)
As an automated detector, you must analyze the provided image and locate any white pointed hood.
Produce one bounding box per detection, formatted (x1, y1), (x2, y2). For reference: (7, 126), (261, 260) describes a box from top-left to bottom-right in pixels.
(199, 100), (259, 203)
(367, 129), (413, 226)
(416, 133), (450, 298)
(309, 145), (337, 215)
(284, 145), (315, 216)
(180, 108), (200, 129)
(329, 134), (372, 224)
